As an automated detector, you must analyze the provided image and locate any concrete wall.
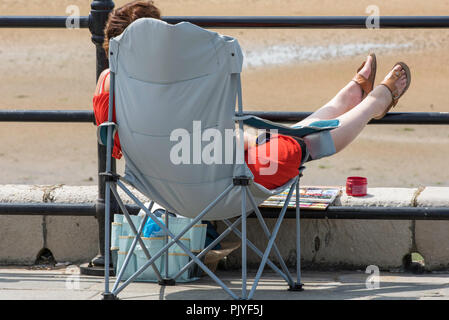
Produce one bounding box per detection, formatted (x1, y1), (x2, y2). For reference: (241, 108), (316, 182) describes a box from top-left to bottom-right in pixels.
(221, 187), (448, 271)
(0, 184), (147, 265)
(218, 188), (417, 270)
(0, 185), (448, 271)
(415, 187), (449, 270)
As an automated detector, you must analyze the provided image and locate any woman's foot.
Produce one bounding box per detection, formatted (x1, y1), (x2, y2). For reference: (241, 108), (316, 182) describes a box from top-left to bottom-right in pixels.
(299, 53), (377, 124)
(373, 62), (411, 119)
(352, 53), (377, 101)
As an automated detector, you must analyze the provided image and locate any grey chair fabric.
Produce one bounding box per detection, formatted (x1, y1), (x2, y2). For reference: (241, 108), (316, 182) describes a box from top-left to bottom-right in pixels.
(102, 17), (341, 300)
(108, 18), (300, 220)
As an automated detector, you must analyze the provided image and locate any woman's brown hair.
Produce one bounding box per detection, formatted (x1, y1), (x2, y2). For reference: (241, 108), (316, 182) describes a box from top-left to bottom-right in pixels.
(103, 1), (161, 56)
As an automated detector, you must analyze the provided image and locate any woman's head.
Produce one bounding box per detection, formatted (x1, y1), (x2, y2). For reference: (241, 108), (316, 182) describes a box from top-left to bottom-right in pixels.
(103, 1), (161, 56)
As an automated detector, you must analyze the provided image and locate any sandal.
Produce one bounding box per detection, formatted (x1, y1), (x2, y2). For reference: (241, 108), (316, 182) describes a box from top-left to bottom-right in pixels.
(351, 53), (377, 100)
(375, 61), (411, 120)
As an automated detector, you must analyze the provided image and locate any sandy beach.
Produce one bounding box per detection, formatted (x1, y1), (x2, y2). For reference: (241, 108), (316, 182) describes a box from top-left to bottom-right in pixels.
(1, 0), (449, 188)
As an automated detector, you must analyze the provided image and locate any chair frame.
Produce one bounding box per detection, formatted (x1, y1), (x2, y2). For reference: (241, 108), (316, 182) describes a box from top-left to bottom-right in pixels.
(101, 71), (305, 300)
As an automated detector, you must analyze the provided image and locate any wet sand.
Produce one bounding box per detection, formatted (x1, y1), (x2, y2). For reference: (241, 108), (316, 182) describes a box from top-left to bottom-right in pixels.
(1, 0), (449, 188)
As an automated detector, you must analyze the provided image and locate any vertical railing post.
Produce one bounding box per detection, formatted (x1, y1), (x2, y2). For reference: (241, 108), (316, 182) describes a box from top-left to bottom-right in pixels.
(83, 0), (115, 274)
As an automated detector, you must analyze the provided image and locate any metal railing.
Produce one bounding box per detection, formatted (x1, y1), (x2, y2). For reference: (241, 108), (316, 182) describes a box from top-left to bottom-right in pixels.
(1, 1), (449, 267)
(2, 110), (449, 124)
(1, 202), (448, 220)
(2, 15), (449, 29)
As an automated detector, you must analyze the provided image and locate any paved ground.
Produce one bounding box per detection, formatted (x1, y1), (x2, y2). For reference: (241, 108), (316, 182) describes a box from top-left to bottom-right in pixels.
(0, 266), (448, 300)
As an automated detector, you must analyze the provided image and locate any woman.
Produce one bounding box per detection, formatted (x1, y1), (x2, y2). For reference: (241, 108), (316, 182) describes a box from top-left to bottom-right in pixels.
(93, 0), (411, 190)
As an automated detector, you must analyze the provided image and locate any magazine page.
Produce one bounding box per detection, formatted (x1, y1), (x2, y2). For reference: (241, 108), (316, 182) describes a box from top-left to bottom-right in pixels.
(260, 186), (342, 210)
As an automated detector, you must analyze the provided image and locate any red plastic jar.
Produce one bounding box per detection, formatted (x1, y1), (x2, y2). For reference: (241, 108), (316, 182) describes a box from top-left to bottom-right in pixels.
(346, 176), (367, 197)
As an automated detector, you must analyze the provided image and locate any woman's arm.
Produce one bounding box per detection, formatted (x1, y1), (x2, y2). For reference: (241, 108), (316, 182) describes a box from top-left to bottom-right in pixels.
(94, 69), (110, 95)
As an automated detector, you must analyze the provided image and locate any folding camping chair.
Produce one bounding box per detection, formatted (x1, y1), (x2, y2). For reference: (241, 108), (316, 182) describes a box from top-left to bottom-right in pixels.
(98, 18), (339, 300)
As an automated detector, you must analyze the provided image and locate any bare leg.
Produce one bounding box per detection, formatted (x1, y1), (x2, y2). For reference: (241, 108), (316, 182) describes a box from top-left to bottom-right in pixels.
(330, 65), (408, 153)
(330, 85), (391, 153)
(242, 62), (408, 155)
(295, 55), (374, 127)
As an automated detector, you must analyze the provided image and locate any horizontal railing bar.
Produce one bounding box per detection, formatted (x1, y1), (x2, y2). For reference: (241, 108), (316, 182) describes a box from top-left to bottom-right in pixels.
(164, 16), (449, 29)
(0, 203), (97, 216)
(0, 110), (95, 123)
(1, 16), (449, 29)
(1, 203), (448, 220)
(256, 206), (449, 220)
(1, 110), (449, 125)
(0, 203), (139, 216)
(0, 16), (89, 28)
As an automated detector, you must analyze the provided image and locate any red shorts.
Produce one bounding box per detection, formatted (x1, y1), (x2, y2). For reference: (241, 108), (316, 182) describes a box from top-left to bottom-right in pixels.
(245, 134), (302, 190)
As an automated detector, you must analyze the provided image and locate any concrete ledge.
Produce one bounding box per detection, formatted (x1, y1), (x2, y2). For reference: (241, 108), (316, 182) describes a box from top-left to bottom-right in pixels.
(338, 187), (419, 207)
(0, 185), (52, 203)
(0, 185), (448, 271)
(51, 185), (148, 204)
(415, 187), (449, 270)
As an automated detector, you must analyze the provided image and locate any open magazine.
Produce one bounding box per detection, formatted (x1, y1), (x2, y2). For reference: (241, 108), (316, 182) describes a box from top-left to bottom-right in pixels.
(260, 186), (342, 210)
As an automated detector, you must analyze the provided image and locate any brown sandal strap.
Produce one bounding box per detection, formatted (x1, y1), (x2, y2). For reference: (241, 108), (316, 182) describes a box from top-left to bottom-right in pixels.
(381, 70), (402, 99)
(352, 73), (373, 95)
(352, 53), (376, 98)
(356, 61), (366, 73)
(374, 62), (411, 119)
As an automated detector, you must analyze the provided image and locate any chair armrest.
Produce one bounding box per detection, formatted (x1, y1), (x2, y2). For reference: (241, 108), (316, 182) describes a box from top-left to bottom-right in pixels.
(97, 121), (117, 146)
(235, 115), (339, 138)
(236, 115), (339, 160)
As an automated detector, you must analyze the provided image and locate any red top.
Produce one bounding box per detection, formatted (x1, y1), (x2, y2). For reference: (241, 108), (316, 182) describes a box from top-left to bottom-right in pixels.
(92, 71), (122, 159)
(93, 71), (302, 189)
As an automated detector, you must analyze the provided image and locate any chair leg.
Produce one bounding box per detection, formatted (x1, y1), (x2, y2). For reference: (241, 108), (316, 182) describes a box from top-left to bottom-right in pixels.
(101, 292), (119, 300)
(248, 181), (296, 299)
(110, 188), (163, 285)
(103, 180), (112, 295)
(223, 219), (291, 283)
(241, 186), (247, 300)
(103, 71), (116, 297)
(245, 188), (295, 287)
(158, 278), (176, 286)
(111, 207), (152, 291)
(162, 209), (174, 285)
(113, 181), (239, 299)
(289, 174), (304, 292)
